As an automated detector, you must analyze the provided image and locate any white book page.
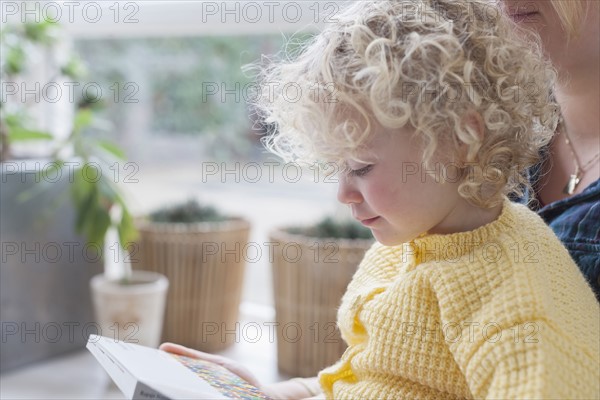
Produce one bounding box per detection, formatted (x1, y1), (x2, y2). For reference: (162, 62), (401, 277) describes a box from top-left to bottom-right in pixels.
(87, 335), (226, 400)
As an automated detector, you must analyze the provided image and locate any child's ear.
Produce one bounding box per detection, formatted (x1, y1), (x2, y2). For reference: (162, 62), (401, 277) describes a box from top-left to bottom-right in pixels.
(455, 110), (485, 166)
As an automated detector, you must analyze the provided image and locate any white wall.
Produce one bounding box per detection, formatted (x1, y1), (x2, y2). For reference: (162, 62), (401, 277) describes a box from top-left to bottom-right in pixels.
(2, 1), (348, 38)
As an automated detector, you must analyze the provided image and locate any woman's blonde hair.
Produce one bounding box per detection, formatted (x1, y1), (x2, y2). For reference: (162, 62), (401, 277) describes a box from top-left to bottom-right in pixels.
(550, 0), (586, 38)
(252, 0), (558, 208)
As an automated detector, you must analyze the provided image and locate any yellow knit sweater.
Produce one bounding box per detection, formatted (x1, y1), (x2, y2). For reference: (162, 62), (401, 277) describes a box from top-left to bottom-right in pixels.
(319, 199), (600, 399)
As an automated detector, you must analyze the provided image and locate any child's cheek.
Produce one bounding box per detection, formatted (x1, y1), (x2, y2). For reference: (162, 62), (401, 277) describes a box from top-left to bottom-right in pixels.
(369, 179), (405, 210)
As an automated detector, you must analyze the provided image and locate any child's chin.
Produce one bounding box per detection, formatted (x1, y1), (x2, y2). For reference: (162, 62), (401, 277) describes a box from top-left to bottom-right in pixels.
(372, 232), (407, 247)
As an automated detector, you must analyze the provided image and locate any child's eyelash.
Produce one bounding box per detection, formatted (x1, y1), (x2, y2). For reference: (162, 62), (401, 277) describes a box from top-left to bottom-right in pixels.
(348, 165), (373, 177)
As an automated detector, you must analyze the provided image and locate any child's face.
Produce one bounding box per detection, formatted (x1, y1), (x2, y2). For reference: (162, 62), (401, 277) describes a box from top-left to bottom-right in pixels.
(337, 126), (475, 246)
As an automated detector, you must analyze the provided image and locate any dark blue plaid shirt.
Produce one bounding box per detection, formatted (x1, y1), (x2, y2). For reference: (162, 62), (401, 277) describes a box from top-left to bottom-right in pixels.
(518, 176), (600, 302)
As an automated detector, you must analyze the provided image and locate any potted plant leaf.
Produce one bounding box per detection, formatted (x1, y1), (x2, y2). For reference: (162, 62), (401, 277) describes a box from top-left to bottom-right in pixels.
(0, 19), (107, 372)
(133, 199), (251, 352)
(0, 20), (167, 369)
(269, 217), (374, 377)
(57, 99), (169, 349)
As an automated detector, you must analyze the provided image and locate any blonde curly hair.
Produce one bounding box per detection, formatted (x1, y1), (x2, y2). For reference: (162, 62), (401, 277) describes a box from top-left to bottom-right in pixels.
(252, 0), (558, 208)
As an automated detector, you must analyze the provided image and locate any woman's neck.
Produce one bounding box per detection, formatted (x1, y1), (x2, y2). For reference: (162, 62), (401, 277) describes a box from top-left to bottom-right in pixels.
(555, 71), (600, 146)
(536, 69), (600, 204)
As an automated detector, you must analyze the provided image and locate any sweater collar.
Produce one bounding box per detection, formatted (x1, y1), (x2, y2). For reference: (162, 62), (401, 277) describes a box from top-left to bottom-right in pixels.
(389, 197), (519, 265)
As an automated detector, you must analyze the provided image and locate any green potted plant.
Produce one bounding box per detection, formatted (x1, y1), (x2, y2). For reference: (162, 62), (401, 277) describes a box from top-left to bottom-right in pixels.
(0, 21), (137, 270)
(0, 20), (167, 370)
(269, 217), (374, 377)
(56, 99), (170, 349)
(133, 199), (251, 352)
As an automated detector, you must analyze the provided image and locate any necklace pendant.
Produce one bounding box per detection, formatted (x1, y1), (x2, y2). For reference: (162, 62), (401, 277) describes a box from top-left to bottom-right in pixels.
(563, 174), (581, 195)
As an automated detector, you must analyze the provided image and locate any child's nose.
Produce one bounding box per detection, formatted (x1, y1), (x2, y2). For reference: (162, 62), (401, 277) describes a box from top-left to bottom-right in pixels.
(337, 175), (362, 205)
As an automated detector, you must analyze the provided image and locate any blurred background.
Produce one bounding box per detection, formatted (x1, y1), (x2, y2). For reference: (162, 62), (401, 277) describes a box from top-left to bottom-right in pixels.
(0, 1), (365, 398)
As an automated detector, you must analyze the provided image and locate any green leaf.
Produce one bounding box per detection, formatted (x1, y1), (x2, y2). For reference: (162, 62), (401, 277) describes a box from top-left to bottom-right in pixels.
(8, 128), (53, 142)
(149, 199), (229, 223)
(74, 188), (97, 235)
(286, 216), (373, 240)
(97, 174), (120, 204)
(24, 21), (56, 44)
(70, 166), (122, 250)
(72, 168), (98, 234)
(5, 113), (25, 129)
(6, 46), (26, 75)
(88, 208), (111, 248)
(71, 167), (94, 205)
(98, 140), (126, 160)
(117, 208), (138, 248)
(4, 113), (53, 142)
(73, 108), (93, 131)
(61, 56), (87, 79)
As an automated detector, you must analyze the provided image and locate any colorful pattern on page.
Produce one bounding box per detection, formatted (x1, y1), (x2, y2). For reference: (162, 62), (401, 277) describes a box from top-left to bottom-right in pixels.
(171, 354), (272, 400)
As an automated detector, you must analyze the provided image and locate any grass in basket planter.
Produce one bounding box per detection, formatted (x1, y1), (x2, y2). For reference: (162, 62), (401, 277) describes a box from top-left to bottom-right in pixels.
(285, 217), (374, 240)
(137, 199), (250, 352)
(149, 199), (231, 223)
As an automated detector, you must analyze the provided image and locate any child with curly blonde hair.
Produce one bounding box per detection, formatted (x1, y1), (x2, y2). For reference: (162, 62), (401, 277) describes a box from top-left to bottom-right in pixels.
(163, 0), (600, 398)
(255, 0), (600, 398)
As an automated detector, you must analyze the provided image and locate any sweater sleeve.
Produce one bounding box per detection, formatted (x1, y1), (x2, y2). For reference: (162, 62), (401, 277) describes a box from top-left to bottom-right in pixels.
(433, 277), (600, 400)
(452, 319), (600, 399)
(425, 201), (600, 399)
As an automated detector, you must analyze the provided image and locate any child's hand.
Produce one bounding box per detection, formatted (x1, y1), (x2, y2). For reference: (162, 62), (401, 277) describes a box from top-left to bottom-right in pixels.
(263, 378), (322, 400)
(158, 342), (263, 389)
(159, 342), (321, 400)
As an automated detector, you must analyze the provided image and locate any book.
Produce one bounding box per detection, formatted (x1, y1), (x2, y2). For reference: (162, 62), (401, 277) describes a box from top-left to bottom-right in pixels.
(86, 334), (272, 400)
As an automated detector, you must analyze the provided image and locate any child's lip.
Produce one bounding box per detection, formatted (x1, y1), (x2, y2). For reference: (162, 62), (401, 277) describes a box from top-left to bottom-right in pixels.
(360, 216), (380, 226)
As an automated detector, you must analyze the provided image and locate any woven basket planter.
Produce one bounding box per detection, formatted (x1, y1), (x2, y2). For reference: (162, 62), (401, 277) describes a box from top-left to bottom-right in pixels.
(133, 217), (251, 352)
(269, 229), (373, 377)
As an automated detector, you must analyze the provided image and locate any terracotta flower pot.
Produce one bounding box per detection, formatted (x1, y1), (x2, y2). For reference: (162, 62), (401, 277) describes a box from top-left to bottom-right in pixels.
(133, 218), (251, 352)
(269, 228), (373, 377)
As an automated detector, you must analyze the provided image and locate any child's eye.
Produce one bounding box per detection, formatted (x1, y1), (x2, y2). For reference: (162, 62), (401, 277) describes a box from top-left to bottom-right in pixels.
(348, 165), (373, 177)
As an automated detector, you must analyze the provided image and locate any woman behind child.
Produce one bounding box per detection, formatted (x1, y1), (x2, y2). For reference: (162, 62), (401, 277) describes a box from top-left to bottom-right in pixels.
(501, 0), (600, 301)
(162, 1), (600, 398)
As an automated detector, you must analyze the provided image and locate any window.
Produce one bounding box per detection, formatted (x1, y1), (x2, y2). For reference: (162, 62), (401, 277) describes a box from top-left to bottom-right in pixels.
(67, 2), (344, 308)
